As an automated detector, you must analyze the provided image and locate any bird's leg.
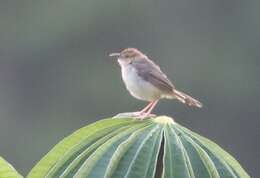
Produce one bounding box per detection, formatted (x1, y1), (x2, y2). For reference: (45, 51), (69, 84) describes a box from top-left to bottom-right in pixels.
(142, 100), (159, 117)
(132, 101), (154, 117)
(137, 100), (159, 120)
(139, 101), (155, 115)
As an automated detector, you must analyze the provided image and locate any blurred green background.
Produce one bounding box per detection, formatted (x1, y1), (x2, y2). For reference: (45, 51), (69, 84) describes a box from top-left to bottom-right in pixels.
(0, 0), (259, 177)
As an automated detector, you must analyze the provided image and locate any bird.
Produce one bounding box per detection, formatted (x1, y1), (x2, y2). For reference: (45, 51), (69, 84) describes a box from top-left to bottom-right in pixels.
(109, 48), (202, 119)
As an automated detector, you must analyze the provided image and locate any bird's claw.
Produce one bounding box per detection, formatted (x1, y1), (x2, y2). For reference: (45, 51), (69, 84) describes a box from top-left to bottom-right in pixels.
(113, 112), (156, 120)
(135, 113), (156, 121)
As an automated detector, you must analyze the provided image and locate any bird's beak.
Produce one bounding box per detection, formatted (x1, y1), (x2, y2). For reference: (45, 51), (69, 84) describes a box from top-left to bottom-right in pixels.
(109, 53), (120, 57)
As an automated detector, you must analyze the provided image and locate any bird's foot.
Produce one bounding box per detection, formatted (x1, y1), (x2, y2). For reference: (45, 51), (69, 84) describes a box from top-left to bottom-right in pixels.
(135, 113), (156, 120)
(113, 112), (156, 120)
(113, 112), (142, 118)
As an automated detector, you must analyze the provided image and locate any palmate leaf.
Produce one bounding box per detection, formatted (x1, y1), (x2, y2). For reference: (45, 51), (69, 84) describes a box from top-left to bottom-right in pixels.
(27, 116), (250, 178)
(0, 157), (23, 178)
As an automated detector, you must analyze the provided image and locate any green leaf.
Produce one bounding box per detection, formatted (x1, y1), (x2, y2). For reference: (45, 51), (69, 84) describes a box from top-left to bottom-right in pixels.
(0, 157), (23, 178)
(175, 123), (250, 178)
(74, 123), (152, 178)
(27, 116), (250, 178)
(28, 118), (139, 178)
(104, 124), (159, 178)
(123, 125), (163, 178)
(163, 125), (193, 178)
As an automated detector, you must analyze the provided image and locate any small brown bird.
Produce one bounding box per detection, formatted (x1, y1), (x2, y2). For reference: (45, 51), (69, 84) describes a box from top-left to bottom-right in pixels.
(110, 48), (202, 118)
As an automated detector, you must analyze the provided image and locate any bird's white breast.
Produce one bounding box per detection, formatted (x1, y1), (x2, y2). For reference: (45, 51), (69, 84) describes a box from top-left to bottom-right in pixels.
(120, 63), (161, 101)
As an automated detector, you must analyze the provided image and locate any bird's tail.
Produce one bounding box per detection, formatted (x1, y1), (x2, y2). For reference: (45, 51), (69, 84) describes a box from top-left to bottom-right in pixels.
(174, 89), (203, 108)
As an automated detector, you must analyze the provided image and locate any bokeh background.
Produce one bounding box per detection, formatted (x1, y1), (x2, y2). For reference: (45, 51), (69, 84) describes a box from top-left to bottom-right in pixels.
(0, 0), (259, 176)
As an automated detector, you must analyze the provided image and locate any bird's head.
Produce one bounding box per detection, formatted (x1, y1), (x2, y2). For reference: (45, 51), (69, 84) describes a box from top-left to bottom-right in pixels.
(109, 48), (146, 66)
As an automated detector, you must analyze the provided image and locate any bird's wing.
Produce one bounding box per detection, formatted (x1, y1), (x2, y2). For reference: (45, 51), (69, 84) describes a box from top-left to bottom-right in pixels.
(133, 58), (175, 93)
